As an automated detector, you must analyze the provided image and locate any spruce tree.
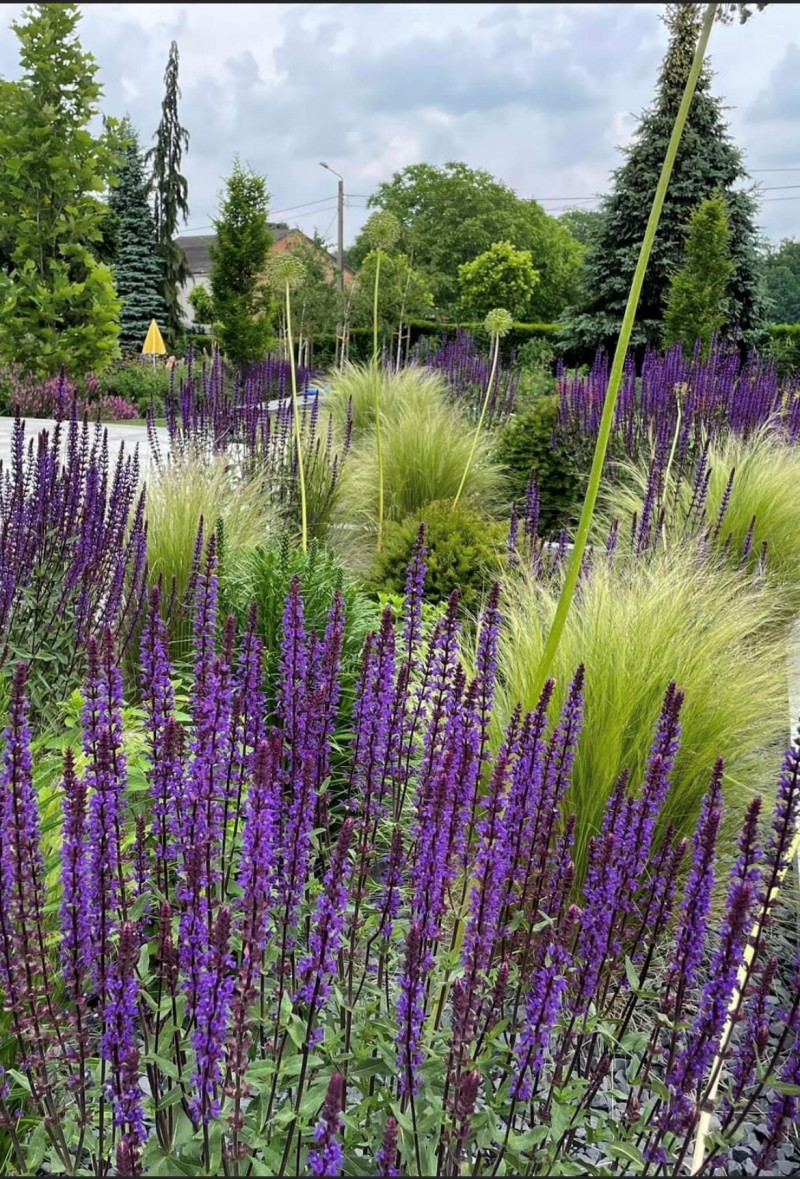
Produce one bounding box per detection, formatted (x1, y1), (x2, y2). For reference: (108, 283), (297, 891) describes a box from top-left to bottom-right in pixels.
(663, 194), (735, 357)
(109, 118), (166, 353)
(146, 40), (190, 344)
(561, 3), (765, 357)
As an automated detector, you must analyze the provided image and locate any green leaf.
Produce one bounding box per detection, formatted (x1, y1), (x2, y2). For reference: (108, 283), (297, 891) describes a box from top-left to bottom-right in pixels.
(606, 1141), (646, 1168)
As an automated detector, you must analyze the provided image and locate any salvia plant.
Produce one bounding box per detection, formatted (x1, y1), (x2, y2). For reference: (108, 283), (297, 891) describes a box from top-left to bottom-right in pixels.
(263, 254), (310, 552)
(412, 329), (520, 423)
(0, 409), (147, 713)
(557, 339), (800, 475)
(150, 350), (351, 545)
(0, 531), (798, 1177)
(454, 309), (513, 509)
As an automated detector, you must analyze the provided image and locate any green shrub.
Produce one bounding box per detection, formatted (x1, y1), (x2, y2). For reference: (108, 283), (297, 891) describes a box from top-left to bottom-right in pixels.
(97, 358), (178, 416)
(599, 426), (800, 622)
(493, 544), (786, 881)
(337, 383), (507, 533)
(515, 337), (555, 371)
(766, 323), (800, 378)
(496, 396), (584, 532)
(369, 499), (506, 616)
(221, 536), (378, 688)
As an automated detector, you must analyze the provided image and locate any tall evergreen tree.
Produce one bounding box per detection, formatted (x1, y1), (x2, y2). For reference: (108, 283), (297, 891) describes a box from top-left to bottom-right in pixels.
(663, 194), (735, 357)
(209, 158), (274, 366)
(146, 40), (190, 344)
(0, 3), (120, 376)
(109, 118), (166, 352)
(561, 3), (765, 357)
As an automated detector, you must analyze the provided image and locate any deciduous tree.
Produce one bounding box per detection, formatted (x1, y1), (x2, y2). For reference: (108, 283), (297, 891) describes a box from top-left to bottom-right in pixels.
(350, 162), (583, 321)
(458, 241), (539, 321)
(0, 3), (120, 375)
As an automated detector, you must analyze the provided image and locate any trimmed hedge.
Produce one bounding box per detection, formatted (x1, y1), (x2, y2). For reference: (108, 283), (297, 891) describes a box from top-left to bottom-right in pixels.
(308, 321), (561, 368)
(766, 324), (800, 378)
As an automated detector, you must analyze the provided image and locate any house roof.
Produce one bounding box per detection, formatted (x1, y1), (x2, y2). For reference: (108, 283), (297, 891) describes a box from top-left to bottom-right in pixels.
(177, 222), (293, 275)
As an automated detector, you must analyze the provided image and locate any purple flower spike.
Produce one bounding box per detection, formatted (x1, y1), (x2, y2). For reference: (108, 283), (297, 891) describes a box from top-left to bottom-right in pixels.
(375, 1116), (399, 1177)
(296, 816), (355, 1043)
(59, 748), (91, 999)
(308, 1072), (344, 1177)
(665, 758), (724, 1014)
(512, 941), (568, 1100)
(396, 920), (426, 1097)
(190, 905), (235, 1126)
(101, 922), (145, 1145)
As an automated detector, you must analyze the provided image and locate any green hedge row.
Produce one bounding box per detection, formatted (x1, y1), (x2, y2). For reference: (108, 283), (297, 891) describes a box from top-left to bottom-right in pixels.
(766, 324), (800, 378)
(182, 321), (800, 375)
(306, 320), (561, 368)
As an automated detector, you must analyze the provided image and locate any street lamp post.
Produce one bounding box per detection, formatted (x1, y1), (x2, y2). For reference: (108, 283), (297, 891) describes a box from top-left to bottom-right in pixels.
(319, 161), (344, 296)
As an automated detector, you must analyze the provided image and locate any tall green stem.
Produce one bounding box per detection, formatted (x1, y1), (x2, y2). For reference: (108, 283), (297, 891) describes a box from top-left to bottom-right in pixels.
(286, 280), (308, 553)
(530, 1), (718, 699)
(373, 250), (385, 551)
(453, 331), (501, 508)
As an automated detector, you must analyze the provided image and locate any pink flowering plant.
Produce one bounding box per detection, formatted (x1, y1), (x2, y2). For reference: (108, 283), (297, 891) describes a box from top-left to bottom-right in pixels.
(0, 527), (798, 1177)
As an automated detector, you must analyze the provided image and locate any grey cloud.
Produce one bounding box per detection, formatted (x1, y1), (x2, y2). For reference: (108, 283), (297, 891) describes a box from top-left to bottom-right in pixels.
(746, 43), (800, 123)
(0, 2), (796, 244)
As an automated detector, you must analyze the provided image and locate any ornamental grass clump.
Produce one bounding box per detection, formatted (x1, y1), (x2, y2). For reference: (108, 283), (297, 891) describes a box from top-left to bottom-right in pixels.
(0, 534), (799, 1176)
(144, 456), (275, 659)
(326, 362), (446, 438)
(494, 540), (786, 878)
(336, 386), (507, 540)
(600, 425), (800, 622)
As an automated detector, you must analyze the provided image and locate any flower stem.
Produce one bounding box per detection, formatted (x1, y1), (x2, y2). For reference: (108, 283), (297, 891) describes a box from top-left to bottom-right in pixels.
(374, 250), (385, 551)
(454, 330), (501, 508)
(286, 280), (308, 552)
(530, 0), (718, 697)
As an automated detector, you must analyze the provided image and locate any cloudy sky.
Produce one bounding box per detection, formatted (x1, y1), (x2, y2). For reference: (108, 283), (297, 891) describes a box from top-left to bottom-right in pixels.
(2, 2), (799, 249)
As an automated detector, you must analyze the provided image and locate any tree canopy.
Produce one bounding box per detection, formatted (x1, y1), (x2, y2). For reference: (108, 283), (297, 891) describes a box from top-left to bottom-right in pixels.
(761, 239), (800, 324)
(349, 162), (584, 322)
(458, 241), (539, 322)
(0, 2), (120, 375)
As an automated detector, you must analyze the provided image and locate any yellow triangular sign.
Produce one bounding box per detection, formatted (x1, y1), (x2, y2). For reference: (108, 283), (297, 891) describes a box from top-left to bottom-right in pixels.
(142, 319), (167, 356)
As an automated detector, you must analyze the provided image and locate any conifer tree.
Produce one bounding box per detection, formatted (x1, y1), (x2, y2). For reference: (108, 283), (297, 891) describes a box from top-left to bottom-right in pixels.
(147, 40), (190, 344)
(561, 3), (765, 357)
(209, 158), (274, 366)
(109, 118), (166, 352)
(663, 194), (735, 357)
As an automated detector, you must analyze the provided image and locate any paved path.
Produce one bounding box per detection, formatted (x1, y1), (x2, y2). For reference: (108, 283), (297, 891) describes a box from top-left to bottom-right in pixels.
(0, 416), (170, 475)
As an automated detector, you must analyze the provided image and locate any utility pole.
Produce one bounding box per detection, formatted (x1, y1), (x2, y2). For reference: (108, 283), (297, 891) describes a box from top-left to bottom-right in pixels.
(336, 177), (344, 296)
(319, 161), (344, 294)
